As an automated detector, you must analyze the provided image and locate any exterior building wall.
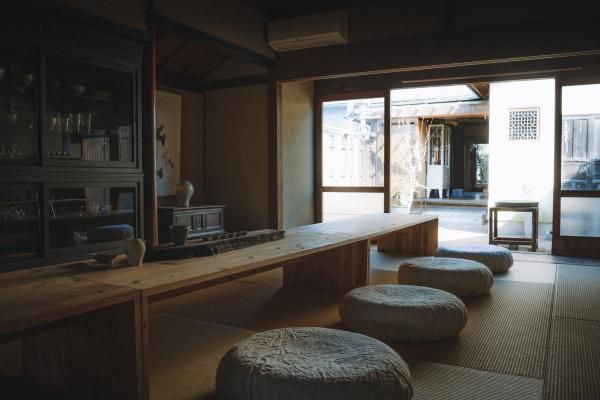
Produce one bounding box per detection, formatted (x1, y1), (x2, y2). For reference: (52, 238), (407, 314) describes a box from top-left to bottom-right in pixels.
(488, 79), (555, 235)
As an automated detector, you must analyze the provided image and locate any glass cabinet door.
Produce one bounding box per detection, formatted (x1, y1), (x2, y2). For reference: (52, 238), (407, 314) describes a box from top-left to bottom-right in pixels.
(0, 47), (38, 161)
(48, 184), (137, 250)
(0, 185), (40, 263)
(45, 57), (134, 163)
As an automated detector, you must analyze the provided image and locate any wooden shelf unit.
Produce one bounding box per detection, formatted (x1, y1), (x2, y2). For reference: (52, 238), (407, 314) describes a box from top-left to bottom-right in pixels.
(0, 1), (146, 269)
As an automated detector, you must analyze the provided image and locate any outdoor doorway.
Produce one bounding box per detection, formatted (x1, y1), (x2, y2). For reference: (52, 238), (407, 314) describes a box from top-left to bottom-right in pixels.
(317, 79), (562, 253)
(387, 79), (556, 252)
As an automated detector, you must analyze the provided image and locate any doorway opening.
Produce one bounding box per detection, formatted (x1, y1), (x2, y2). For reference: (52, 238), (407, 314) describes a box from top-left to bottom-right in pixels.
(388, 80), (556, 252)
(318, 79), (562, 253)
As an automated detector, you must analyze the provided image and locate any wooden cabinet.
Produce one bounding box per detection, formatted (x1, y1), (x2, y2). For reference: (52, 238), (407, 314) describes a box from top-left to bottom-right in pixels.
(158, 206), (226, 244)
(0, 1), (146, 270)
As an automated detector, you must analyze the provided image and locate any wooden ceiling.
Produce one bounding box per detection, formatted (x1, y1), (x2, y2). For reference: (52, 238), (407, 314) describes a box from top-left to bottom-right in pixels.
(469, 83), (490, 100)
(155, 29), (230, 83)
(241, 0), (352, 19)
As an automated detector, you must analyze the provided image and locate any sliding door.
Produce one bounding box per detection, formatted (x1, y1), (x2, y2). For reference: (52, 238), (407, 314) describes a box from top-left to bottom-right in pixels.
(317, 93), (389, 222)
(554, 81), (600, 257)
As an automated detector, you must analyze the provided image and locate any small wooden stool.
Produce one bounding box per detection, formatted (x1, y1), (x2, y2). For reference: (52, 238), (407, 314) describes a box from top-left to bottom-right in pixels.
(489, 201), (539, 251)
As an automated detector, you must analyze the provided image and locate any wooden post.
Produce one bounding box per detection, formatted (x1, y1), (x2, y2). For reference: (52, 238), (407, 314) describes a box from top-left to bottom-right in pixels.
(384, 91), (391, 213)
(282, 239), (370, 293)
(143, 20), (159, 246)
(267, 79), (282, 229)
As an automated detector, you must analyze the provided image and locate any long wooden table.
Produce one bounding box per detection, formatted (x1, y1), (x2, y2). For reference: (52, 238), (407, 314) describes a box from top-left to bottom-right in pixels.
(0, 214), (437, 399)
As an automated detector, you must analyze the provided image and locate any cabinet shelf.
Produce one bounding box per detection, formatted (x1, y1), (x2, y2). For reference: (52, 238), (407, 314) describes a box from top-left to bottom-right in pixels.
(47, 90), (121, 104)
(49, 209), (134, 221)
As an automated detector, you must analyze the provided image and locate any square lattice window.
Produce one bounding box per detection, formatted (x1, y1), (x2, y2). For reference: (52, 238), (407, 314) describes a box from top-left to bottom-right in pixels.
(509, 108), (539, 140)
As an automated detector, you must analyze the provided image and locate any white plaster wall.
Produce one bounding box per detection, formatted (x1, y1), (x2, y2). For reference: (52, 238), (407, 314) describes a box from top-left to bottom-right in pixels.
(488, 79), (555, 225)
(563, 84), (600, 115)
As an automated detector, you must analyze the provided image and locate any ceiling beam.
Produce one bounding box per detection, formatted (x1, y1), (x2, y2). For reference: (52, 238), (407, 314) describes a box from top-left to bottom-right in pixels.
(273, 17), (600, 82)
(154, 15), (275, 68)
(157, 72), (269, 93)
(203, 74), (268, 91)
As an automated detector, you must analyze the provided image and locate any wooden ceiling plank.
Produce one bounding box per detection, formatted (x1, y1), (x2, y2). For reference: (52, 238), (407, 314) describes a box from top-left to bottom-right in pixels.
(181, 47), (209, 76)
(157, 38), (192, 71)
(154, 15), (274, 68)
(187, 53), (231, 80)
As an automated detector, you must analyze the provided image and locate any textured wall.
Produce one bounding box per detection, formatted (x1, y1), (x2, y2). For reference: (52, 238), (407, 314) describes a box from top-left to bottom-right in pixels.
(281, 81), (314, 228)
(204, 84), (269, 231)
(53, 0), (147, 31)
(180, 90), (205, 205)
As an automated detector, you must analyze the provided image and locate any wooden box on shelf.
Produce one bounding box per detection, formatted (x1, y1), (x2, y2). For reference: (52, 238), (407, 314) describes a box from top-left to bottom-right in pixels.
(158, 205), (226, 244)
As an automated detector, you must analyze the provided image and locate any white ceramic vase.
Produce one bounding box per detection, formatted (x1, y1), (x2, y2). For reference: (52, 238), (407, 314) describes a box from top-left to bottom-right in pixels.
(126, 238), (146, 266)
(176, 180), (194, 208)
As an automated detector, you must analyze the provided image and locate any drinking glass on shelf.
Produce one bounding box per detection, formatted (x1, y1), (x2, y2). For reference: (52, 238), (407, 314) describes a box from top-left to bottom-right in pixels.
(49, 113), (57, 132)
(84, 112), (92, 134)
(55, 112), (63, 133)
(74, 113), (82, 134)
(63, 113), (73, 134)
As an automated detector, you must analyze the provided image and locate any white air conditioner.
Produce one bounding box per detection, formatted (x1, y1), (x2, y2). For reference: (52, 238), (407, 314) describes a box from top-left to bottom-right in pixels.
(268, 11), (348, 52)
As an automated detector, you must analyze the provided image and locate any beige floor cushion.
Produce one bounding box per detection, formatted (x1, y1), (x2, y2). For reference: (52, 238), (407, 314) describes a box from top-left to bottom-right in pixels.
(434, 244), (513, 273)
(216, 327), (413, 400)
(397, 257), (493, 296)
(339, 284), (468, 343)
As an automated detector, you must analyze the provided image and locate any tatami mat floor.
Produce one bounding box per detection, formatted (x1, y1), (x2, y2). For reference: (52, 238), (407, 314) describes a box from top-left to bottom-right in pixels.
(151, 250), (600, 400)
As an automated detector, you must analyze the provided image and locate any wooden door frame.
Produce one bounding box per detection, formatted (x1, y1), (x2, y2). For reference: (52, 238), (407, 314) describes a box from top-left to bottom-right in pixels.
(552, 73), (600, 257)
(314, 90), (389, 222)
(313, 55), (600, 256)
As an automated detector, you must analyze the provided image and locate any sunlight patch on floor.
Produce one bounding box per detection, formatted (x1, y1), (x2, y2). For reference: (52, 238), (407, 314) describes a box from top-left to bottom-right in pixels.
(438, 225), (488, 242)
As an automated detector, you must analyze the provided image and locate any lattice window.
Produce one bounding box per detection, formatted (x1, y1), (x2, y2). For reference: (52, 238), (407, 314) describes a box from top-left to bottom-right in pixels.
(509, 108), (539, 140)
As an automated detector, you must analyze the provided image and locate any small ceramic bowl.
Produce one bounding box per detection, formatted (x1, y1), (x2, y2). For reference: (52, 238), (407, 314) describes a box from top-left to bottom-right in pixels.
(68, 84), (86, 95)
(170, 225), (190, 246)
(93, 90), (112, 99)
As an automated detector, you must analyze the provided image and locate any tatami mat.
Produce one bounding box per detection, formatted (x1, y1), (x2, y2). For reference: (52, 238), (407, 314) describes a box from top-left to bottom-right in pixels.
(494, 262), (556, 284)
(150, 314), (254, 400)
(149, 314), (547, 400)
(371, 251), (557, 284)
(393, 281), (553, 378)
(411, 362), (543, 400)
(544, 317), (600, 400)
(554, 264), (600, 321)
(153, 254), (600, 398)
(512, 252), (600, 267)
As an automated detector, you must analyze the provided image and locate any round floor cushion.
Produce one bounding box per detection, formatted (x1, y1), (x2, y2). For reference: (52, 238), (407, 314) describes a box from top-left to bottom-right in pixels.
(216, 327), (413, 400)
(397, 257), (493, 297)
(339, 285), (467, 343)
(434, 244), (513, 273)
